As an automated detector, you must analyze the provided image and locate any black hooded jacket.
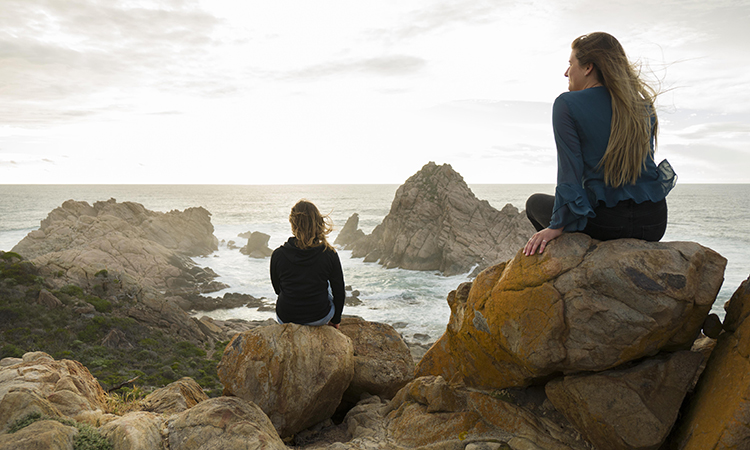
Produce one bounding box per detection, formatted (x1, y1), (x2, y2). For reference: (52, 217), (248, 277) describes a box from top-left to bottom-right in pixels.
(270, 237), (345, 325)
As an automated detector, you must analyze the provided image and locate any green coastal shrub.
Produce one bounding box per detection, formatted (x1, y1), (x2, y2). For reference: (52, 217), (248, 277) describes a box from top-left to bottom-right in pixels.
(59, 284), (85, 297)
(85, 295), (111, 313)
(1, 343), (24, 358)
(2, 257), (225, 398)
(0, 251), (23, 262)
(8, 412), (112, 450)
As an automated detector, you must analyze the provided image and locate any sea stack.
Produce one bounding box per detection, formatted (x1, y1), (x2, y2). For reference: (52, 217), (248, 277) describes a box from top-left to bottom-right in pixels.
(350, 161), (534, 276)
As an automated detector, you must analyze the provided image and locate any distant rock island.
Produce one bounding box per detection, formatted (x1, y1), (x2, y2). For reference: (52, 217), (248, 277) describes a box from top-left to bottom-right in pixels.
(340, 162), (535, 275)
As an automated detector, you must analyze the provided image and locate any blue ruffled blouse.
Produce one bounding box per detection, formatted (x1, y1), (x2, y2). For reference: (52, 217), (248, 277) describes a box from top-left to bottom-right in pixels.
(550, 86), (677, 231)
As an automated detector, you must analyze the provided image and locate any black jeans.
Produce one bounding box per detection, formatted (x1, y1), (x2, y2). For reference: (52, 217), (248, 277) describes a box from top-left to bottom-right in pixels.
(525, 193), (668, 242)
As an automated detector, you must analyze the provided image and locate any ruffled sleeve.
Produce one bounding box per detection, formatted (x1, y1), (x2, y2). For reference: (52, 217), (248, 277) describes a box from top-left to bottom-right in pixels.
(549, 94), (595, 231)
(552, 183), (595, 231)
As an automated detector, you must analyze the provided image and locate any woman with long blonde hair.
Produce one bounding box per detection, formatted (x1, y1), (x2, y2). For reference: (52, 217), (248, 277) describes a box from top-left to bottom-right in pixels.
(524, 32), (676, 256)
(271, 200), (345, 328)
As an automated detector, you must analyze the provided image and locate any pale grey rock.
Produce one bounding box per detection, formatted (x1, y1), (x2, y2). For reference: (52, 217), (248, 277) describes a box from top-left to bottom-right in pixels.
(240, 231), (273, 258)
(334, 213), (366, 249)
(351, 162), (535, 276)
(12, 198), (223, 296)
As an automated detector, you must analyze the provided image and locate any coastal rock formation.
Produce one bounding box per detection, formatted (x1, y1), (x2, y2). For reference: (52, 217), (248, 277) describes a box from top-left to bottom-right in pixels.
(11, 198), (223, 296)
(141, 377), (208, 415)
(216, 324), (355, 438)
(0, 352), (106, 431)
(126, 293), (207, 342)
(167, 396), (286, 450)
(350, 162), (535, 276)
(99, 411), (165, 450)
(334, 213), (366, 249)
(416, 233), (727, 389)
(669, 274), (750, 449)
(546, 350), (704, 450)
(383, 375), (589, 449)
(338, 317), (415, 401)
(239, 231), (274, 258)
(0, 418), (79, 449)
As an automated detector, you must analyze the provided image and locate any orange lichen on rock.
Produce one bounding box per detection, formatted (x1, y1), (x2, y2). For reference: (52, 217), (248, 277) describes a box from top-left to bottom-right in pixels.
(417, 234), (726, 391)
(669, 276), (750, 449)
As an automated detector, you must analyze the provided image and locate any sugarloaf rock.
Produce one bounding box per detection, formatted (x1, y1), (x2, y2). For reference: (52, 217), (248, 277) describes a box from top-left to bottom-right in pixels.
(350, 162), (534, 276)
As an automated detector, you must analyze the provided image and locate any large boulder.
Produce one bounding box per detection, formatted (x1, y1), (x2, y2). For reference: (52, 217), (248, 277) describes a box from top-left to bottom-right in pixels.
(384, 375), (588, 449)
(338, 317), (415, 401)
(217, 324), (355, 438)
(416, 234), (726, 389)
(546, 350), (704, 450)
(167, 396), (286, 450)
(669, 274), (750, 449)
(11, 198), (223, 296)
(239, 231), (273, 258)
(141, 377), (208, 415)
(350, 162), (534, 276)
(0, 419), (79, 450)
(0, 352), (107, 431)
(99, 411), (165, 450)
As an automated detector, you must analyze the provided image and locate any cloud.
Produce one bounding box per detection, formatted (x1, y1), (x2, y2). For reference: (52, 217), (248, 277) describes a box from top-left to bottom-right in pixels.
(278, 55), (427, 80)
(366, 0), (514, 41)
(0, 0), (227, 125)
(674, 122), (750, 139)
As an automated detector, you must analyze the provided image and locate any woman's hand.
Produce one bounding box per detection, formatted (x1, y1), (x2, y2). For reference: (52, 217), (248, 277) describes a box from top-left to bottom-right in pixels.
(524, 227), (563, 256)
(327, 322), (339, 329)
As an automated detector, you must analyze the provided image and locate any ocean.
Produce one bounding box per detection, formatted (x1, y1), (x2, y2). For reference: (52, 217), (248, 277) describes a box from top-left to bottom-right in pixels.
(1, 184), (747, 343)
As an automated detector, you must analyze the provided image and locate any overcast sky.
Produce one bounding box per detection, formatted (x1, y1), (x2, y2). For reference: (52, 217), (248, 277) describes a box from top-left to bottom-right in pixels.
(1, 0), (749, 184)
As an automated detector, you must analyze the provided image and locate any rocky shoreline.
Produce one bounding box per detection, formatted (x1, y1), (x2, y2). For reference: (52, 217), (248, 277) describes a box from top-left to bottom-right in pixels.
(2, 163), (749, 449)
(2, 235), (747, 449)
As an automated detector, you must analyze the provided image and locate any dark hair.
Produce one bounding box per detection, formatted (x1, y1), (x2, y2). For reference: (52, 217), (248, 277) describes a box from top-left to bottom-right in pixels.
(572, 32), (659, 187)
(289, 200), (334, 251)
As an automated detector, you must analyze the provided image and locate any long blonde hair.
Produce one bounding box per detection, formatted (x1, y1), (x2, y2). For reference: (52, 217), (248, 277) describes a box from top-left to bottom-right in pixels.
(289, 200), (334, 251)
(572, 32), (658, 187)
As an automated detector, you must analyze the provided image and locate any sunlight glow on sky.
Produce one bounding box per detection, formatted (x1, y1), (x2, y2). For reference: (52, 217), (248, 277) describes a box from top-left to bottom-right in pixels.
(1, 0), (749, 184)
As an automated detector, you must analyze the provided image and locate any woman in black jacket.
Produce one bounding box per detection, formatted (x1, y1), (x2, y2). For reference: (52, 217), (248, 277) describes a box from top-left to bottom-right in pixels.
(271, 200), (345, 328)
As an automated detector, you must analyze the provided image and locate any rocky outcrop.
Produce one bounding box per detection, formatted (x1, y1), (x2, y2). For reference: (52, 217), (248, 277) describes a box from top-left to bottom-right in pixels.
(141, 377), (208, 415)
(99, 411), (165, 450)
(416, 233), (727, 390)
(12, 198), (224, 296)
(167, 396), (286, 450)
(0, 352), (107, 431)
(216, 324), (355, 438)
(239, 231), (273, 258)
(0, 419), (79, 449)
(126, 293), (207, 342)
(546, 350), (704, 450)
(668, 275), (750, 449)
(338, 317), (415, 402)
(383, 375), (589, 449)
(334, 214), (366, 249)
(350, 162), (535, 276)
